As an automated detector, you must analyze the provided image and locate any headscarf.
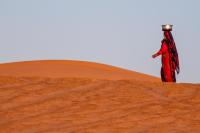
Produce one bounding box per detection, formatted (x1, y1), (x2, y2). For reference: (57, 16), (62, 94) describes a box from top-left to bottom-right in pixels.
(163, 31), (180, 74)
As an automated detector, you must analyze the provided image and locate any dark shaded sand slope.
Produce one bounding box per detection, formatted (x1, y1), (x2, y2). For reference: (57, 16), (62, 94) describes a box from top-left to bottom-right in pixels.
(0, 60), (199, 133)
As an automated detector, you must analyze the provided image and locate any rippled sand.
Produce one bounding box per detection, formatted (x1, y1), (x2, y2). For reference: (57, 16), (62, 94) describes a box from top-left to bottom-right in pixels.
(0, 61), (199, 133)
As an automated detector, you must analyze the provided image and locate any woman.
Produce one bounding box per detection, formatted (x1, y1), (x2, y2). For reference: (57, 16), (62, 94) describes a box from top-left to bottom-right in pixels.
(152, 25), (180, 82)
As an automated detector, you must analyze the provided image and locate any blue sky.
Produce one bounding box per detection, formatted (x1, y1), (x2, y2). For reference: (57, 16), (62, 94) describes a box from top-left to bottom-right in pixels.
(0, 0), (200, 83)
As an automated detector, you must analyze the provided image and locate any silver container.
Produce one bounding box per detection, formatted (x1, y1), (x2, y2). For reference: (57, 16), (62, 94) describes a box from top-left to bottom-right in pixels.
(162, 24), (173, 31)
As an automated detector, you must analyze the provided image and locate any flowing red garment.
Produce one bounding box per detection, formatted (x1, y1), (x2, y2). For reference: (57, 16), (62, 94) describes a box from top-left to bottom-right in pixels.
(153, 31), (180, 82)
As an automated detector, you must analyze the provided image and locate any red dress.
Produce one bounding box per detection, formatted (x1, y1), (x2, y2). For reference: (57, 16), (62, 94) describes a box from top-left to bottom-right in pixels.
(156, 40), (174, 82)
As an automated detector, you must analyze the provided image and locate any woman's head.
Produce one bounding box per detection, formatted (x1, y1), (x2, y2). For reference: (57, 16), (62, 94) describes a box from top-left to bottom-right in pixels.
(164, 30), (174, 42)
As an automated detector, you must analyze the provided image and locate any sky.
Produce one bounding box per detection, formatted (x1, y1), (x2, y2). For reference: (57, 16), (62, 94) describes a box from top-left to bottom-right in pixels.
(0, 0), (200, 83)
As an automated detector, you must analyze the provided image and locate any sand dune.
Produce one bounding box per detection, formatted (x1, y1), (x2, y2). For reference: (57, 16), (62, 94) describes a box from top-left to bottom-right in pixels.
(0, 60), (159, 81)
(0, 60), (199, 133)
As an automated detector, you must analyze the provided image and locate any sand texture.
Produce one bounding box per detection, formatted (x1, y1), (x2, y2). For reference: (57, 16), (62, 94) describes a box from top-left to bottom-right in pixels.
(0, 60), (199, 133)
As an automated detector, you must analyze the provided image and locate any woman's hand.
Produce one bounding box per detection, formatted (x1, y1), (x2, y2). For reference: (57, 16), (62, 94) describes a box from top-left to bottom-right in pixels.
(152, 54), (157, 58)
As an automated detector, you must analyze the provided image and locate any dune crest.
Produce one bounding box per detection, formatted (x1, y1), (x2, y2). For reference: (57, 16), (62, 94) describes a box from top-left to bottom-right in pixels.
(0, 60), (159, 81)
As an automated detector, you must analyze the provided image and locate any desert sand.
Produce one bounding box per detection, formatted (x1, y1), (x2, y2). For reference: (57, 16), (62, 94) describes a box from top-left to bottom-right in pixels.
(0, 60), (199, 133)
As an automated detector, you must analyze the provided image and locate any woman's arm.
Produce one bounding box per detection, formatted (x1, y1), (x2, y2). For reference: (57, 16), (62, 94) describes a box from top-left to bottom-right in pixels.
(152, 50), (162, 58)
(152, 47), (162, 58)
(152, 41), (167, 58)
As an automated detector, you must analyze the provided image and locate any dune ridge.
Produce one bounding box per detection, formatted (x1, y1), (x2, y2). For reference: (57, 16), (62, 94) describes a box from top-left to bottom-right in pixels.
(0, 60), (159, 81)
(0, 60), (199, 133)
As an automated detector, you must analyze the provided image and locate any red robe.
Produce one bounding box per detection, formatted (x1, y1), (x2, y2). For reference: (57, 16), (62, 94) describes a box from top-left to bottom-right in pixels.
(155, 40), (174, 82)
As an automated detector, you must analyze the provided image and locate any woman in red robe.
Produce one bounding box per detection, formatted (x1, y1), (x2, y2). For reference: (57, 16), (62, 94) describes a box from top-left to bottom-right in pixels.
(152, 27), (180, 82)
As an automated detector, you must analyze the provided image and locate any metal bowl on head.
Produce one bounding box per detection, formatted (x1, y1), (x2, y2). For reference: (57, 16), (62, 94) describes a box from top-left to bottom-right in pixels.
(162, 24), (173, 31)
